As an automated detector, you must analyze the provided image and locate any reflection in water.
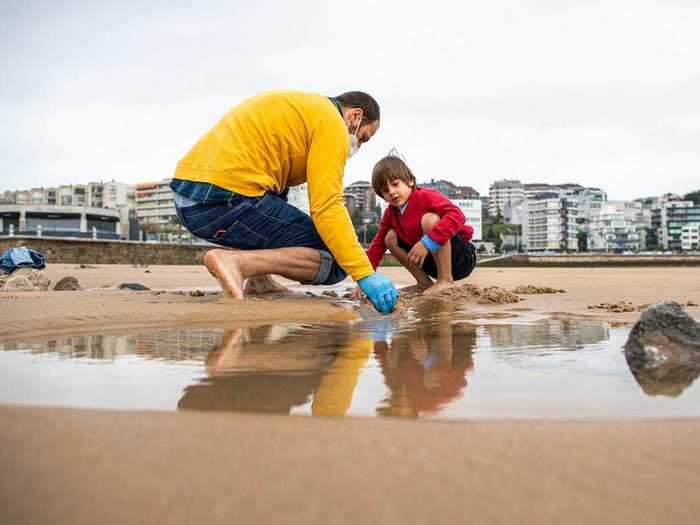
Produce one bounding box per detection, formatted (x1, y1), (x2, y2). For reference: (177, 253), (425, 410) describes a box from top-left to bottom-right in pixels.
(625, 356), (700, 397)
(2, 310), (700, 418)
(178, 326), (372, 416)
(375, 299), (475, 418)
(485, 320), (609, 351)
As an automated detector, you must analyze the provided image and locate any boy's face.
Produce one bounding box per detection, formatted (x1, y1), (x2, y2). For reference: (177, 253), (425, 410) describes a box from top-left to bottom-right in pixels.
(382, 178), (414, 208)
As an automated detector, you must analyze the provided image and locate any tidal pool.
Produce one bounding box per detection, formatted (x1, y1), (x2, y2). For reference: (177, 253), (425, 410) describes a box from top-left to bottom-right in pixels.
(1, 311), (699, 419)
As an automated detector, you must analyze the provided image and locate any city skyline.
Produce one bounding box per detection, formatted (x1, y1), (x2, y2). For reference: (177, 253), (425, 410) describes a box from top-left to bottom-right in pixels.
(2, 2), (700, 200)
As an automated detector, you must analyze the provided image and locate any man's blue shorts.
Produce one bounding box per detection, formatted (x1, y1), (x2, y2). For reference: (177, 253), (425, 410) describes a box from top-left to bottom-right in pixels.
(173, 189), (347, 286)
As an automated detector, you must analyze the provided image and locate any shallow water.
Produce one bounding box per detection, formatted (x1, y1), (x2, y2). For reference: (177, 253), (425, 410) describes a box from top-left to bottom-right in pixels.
(1, 310), (699, 419)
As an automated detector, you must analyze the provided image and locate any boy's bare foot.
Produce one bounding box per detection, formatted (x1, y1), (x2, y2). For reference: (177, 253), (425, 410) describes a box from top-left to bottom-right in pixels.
(401, 278), (434, 295)
(243, 275), (290, 295)
(203, 249), (246, 298)
(422, 280), (455, 296)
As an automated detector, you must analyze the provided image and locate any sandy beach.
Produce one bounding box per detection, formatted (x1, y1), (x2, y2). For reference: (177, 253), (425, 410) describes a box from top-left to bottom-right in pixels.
(2, 264), (700, 524)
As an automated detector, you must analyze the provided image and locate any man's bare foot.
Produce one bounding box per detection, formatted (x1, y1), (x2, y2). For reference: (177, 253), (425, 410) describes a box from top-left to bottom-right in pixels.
(203, 249), (246, 298)
(422, 280), (455, 296)
(243, 275), (290, 295)
(205, 329), (244, 375)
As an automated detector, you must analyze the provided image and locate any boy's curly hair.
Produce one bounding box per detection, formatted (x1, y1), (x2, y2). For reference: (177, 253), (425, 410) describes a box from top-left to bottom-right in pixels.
(371, 155), (416, 198)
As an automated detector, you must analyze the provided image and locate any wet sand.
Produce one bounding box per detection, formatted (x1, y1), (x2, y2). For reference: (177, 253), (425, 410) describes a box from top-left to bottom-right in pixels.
(2, 264), (700, 523)
(2, 405), (699, 524)
(1, 264), (698, 341)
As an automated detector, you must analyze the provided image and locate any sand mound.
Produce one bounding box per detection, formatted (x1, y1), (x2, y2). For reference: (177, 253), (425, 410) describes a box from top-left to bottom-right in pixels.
(404, 283), (519, 306)
(512, 285), (566, 294)
(588, 302), (650, 313)
(589, 300), (698, 313)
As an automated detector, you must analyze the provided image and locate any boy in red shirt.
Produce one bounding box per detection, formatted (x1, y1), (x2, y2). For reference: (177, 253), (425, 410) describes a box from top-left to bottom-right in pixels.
(364, 156), (476, 295)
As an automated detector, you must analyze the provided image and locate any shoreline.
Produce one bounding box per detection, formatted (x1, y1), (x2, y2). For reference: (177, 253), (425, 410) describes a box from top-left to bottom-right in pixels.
(1, 265), (699, 342)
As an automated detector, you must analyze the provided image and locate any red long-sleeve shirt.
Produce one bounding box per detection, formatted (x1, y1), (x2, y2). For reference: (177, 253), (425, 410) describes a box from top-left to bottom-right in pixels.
(366, 187), (474, 269)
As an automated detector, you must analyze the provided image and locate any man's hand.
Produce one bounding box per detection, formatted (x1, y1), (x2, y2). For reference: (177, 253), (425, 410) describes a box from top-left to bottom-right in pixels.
(358, 273), (399, 314)
(408, 242), (429, 268)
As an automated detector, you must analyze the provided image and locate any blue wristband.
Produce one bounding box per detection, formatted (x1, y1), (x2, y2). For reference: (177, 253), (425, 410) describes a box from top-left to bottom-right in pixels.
(420, 234), (441, 253)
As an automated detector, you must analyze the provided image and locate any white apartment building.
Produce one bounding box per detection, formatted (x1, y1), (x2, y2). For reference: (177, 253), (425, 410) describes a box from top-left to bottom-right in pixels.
(488, 179), (525, 216)
(562, 187), (607, 224)
(681, 223), (700, 251)
(136, 180), (178, 234)
(287, 183), (310, 215)
(4, 182), (135, 210)
(451, 199), (482, 241)
(588, 201), (642, 252)
(522, 196), (579, 252)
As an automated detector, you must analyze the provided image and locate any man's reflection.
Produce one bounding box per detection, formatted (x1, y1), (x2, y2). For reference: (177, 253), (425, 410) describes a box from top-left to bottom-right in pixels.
(178, 325), (372, 416)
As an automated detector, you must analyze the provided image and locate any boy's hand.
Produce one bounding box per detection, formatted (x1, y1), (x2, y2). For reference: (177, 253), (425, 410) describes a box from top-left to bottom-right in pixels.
(408, 242), (429, 268)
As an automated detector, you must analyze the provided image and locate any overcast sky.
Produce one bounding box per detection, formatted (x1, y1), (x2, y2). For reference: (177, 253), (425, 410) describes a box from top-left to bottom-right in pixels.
(2, 0), (699, 200)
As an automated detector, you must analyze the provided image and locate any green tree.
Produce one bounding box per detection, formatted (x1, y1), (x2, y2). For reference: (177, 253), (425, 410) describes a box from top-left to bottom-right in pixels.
(684, 190), (700, 205)
(577, 230), (588, 252)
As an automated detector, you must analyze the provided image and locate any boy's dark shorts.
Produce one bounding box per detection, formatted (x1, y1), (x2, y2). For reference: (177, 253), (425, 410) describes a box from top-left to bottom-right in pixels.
(398, 235), (476, 281)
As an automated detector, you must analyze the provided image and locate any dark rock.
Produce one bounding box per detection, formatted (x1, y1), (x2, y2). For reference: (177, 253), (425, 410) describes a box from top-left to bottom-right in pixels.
(624, 301), (700, 396)
(189, 290), (205, 297)
(54, 276), (82, 291)
(118, 282), (150, 291)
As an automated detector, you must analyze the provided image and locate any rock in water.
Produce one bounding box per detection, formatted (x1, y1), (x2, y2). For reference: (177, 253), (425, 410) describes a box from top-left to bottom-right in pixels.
(624, 301), (700, 396)
(3, 268), (51, 291)
(118, 282), (150, 291)
(54, 276), (82, 291)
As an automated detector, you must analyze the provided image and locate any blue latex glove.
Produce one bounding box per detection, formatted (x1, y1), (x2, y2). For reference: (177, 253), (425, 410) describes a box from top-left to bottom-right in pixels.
(358, 273), (399, 315)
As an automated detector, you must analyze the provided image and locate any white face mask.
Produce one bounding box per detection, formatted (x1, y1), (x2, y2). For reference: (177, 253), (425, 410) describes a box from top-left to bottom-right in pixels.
(347, 111), (362, 158)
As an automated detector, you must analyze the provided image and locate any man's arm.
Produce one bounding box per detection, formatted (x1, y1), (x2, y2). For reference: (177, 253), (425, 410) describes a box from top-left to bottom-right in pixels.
(306, 118), (375, 282)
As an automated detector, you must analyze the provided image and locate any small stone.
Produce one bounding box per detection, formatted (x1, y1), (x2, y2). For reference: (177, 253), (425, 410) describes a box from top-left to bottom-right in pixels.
(54, 276), (82, 291)
(79, 264), (97, 269)
(687, 300), (698, 307)
(322, 290), (339, 298)
(189, 290), (205, 297)
(118, 282), (150, 291)
(144, 269), (152, 273)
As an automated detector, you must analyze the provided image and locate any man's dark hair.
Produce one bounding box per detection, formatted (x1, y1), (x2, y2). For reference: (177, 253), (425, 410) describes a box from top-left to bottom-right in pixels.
(335, 91), (380, 123)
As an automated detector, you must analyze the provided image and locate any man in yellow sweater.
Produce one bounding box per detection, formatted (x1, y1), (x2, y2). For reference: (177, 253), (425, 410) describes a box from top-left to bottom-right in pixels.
(171, 90), (399, 314)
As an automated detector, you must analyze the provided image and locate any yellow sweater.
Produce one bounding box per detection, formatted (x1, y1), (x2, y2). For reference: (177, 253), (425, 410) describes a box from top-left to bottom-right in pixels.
(174, 90), (374, 281)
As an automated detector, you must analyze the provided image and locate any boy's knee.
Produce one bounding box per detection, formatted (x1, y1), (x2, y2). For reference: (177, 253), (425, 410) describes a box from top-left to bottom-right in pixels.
(384, 229), (398, 248)
(421, 213), (440, 232)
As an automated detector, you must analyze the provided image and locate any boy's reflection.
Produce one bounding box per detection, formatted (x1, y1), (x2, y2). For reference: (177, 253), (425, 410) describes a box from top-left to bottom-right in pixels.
(374, 299), (476, 418)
